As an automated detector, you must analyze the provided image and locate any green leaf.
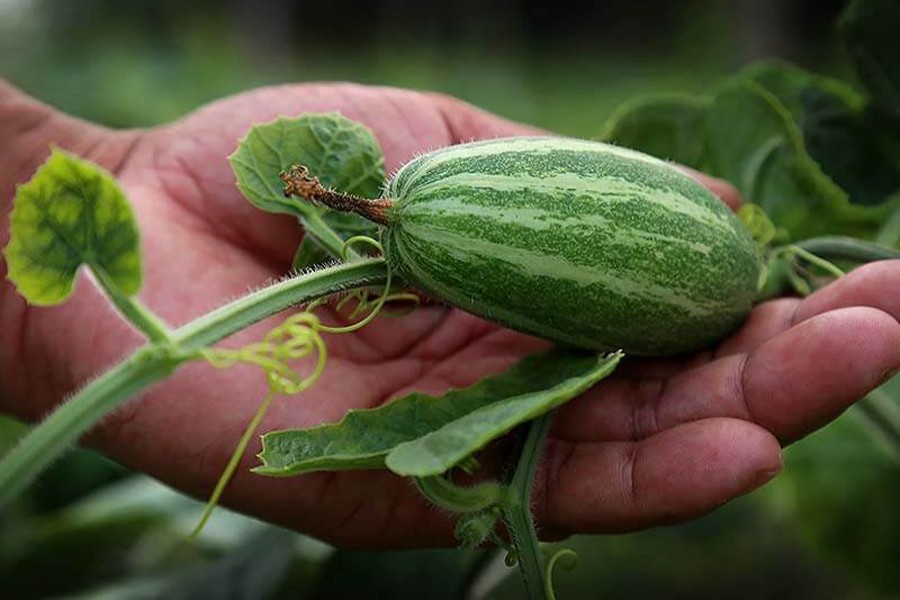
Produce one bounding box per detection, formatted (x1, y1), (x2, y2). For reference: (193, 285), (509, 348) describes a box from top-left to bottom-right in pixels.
(802, 94), (900, 206)
(740, 60), (864, 119)
(292, 211), (382, 270)
(840, 0), (900, 121)
(704, 80), (896, 241)
(230, 113), (385, 212)
(3, 149), (142, 305)
(386, 353), (621, 477)
(255, 350), (622, 477)
(600, 95), (709, 169)
(291, 236), (330, 271)
(229, 113), (386, 266)
(742, 60), (900, 206)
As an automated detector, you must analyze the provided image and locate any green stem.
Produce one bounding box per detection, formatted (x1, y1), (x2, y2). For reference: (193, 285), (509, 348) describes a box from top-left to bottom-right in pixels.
(793, 237), (900, 263)
(503, 413), (553, 600)
(93, 267), (173, 343)
(786, 246), (845, 279)
(0, 345), (180, 506)
(173, 258), (386, 352)
(299, 210), (359, 261)
(415, 475), (505, 513)
(0, 259), (388, 507)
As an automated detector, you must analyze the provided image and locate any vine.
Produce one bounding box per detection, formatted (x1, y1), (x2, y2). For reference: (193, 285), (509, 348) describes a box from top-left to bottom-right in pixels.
(189, 236), (405, 537)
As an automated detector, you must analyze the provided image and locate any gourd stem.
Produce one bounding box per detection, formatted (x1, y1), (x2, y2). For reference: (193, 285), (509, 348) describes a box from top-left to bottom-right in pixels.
(503, 412), (553, 600)
(281, 165), (393, 226)
(0, 259), (389, 507)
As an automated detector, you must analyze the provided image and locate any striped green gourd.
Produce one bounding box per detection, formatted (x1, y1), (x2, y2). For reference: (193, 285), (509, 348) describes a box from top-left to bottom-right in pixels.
(282, 136), (761, 355)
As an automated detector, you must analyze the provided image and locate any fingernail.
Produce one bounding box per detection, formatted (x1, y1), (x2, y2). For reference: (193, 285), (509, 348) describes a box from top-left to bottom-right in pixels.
(879, 366), (899, 386)
(750, 465), (782, 491)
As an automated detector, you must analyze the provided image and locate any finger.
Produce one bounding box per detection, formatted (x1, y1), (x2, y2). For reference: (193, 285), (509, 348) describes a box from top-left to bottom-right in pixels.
(538, 418), (781, 535)
(678, 166), (743, 211)
(712, 298), (798, 358)
(560, 260), (900, 441)
(794, 259), (900, 324)
(716, 260), (900, 358)
(612, 260), (900, 381)
(426, 92), (546, 142)
(555, 306), (900, 444)
(559, 299), (801, 435)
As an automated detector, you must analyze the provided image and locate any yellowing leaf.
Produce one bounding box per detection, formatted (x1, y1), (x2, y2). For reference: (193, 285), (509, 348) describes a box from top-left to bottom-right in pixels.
(3, 149), (142, 305)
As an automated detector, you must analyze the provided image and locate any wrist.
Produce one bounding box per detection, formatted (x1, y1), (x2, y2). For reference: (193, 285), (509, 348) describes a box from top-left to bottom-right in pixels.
(0, 80), (143, 245)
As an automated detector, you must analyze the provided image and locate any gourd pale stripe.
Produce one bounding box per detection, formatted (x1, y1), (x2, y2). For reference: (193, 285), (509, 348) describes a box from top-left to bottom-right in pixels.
(381, 136), (760, 355)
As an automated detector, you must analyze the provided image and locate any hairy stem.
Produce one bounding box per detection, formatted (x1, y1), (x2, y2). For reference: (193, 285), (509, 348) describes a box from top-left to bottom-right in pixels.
(0, 259), (389, 507)
(0, 346), (180, 506)
(503, 413), (553, 600)
(173, 259), (387, 351)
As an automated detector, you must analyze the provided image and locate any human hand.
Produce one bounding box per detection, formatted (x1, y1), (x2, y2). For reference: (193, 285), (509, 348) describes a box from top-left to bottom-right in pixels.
(1, 81), (898, 548)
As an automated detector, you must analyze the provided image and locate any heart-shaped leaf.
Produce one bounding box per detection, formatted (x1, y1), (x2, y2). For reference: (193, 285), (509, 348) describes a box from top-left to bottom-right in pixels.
(704, 81), (897, 240)
(230, 113), (385, 267)
(4, 149), (142, 305)
(743, 61), (900, 206)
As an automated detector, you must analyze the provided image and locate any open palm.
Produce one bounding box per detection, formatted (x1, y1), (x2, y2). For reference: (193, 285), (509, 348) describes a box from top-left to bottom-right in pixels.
(2, 83), (899, 549)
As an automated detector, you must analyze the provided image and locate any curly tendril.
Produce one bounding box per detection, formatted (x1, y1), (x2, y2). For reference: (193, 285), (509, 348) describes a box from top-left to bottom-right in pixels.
(203, 312), (329, 394)
(189, 236), (409, 539)
(544, 548), (579, 600)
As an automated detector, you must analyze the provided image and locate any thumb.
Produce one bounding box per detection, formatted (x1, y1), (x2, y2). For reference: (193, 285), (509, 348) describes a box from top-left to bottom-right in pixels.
(0, 80), (142, 216)
(426, 92), (545, 142)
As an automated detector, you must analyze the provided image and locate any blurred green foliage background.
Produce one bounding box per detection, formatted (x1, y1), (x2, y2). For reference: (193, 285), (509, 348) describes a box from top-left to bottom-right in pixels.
(0, 0), (849, 133)
(2, 0), (898, 598)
